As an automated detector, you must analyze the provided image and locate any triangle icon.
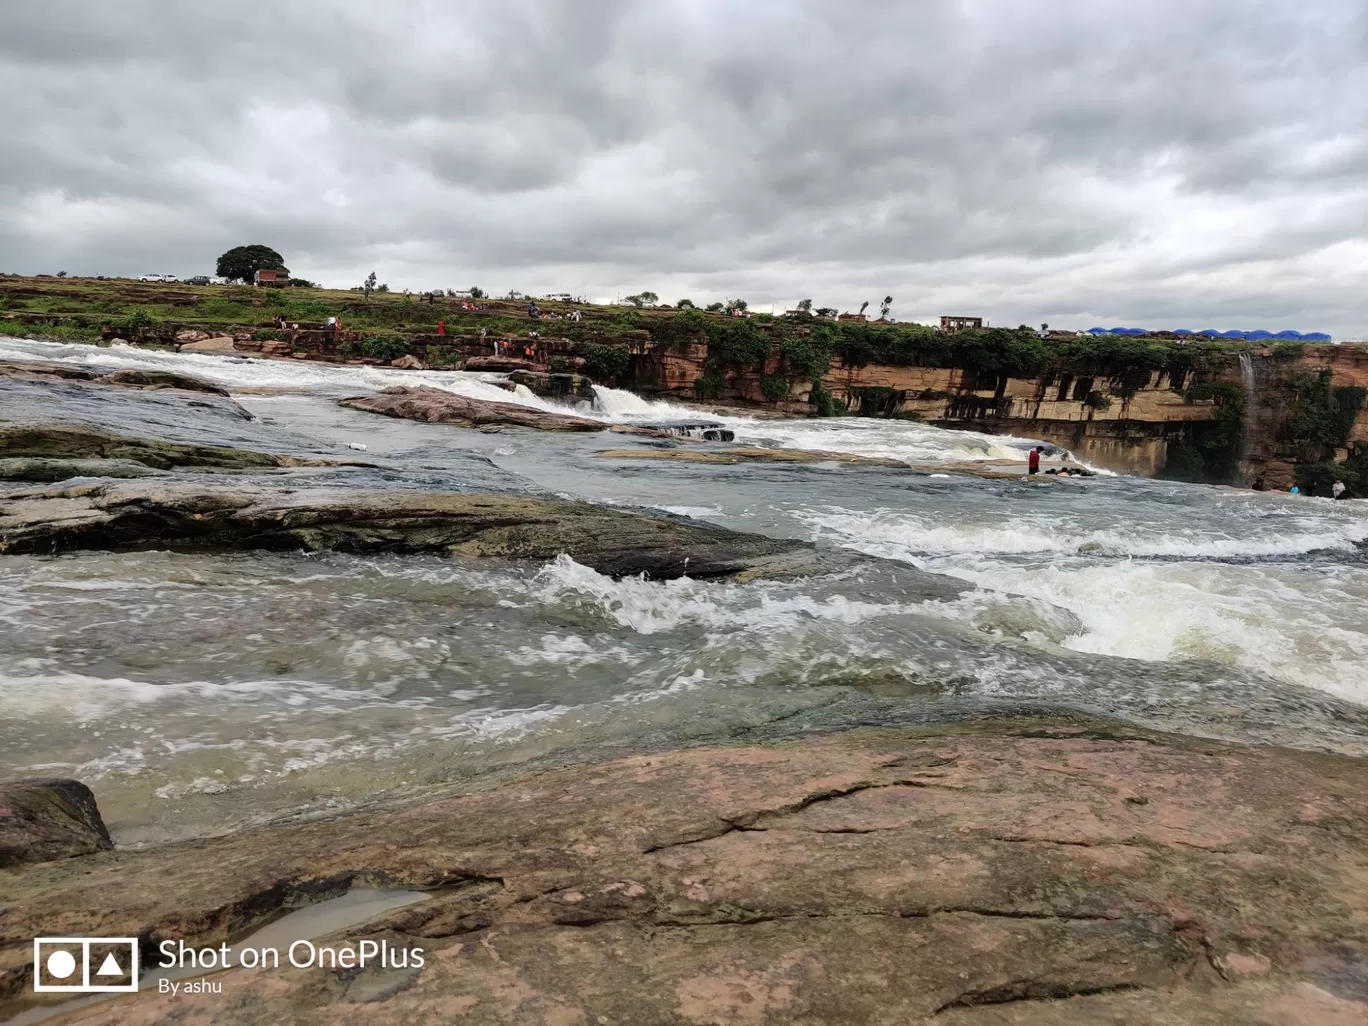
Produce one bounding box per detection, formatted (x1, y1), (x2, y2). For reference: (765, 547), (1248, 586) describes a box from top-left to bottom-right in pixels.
(96, 953), (123, 977)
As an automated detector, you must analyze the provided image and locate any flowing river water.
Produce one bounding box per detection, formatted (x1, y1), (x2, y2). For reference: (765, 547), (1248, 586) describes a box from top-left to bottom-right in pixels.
(3, 337), (1368, 846)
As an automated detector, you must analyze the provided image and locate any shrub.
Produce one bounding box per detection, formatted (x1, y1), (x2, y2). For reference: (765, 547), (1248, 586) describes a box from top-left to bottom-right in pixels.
(253, 328), (285, 341)
(581, 342), (630, 380)
(1084, 390), (1112, 410)
(808, 381), (842, 417)
(703, 319), (770, 367)
(761, 374), (790, 399)
(122, 307), (159, 331)
(694, 373), (724, 399)
(356, 334), (410, 361)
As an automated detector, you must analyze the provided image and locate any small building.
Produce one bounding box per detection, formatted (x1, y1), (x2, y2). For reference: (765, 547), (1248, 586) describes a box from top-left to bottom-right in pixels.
(940, 316), (983, 333)
(253, 268), (288, 288)
(837, 313), (868, 322)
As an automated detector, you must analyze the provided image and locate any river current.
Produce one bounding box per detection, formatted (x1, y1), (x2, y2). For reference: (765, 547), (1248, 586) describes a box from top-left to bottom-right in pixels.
(3, 337), (1367, 845)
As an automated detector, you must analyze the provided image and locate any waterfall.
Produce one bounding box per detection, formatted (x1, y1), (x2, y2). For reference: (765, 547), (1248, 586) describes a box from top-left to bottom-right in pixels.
(1237, 353), (1257, 463)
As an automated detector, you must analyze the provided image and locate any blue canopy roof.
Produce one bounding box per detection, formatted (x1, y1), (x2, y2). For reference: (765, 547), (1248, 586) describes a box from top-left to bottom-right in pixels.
(1272, 330), (1303, 339)
(1197, 329), (1222, 337)
(1245, 330), (1274, 341)
(1302, 332), (1332, 342)
(1086, 327), (1109, 334)
(1219, 330), (1247, 339)
(1173, 329), (1194, 335)
(1108, 327), (1130, 334)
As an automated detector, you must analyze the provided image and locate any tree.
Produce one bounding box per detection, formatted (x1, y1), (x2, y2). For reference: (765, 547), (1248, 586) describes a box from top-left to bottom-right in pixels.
(216, 245), (287, 285)
(797, 298), (813, 313)
(376, 283), (389, 293)
(470, 286), (485, 299)
(638, 290), (659, 305)
(858, 301), (870, 318)
(815, 307), (838, 318)
(56, 270), (67, 278)
(706, 302), (724, 312)
(880, 295), (893, 320)
(724, 298), (748, 315)
(677, 298), (697, 309)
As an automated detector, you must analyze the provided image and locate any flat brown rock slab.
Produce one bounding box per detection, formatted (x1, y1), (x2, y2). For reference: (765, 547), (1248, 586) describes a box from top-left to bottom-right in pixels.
(340, 385), (604, 431)
(0, 424), (343, 472)
(0, 479), (815, 580)
(1, 721), (1364, 1023)
(0, 778), (113, 867)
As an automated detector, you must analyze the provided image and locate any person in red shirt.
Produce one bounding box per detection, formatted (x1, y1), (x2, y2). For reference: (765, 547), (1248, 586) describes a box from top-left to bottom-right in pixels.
(1028, 446), (1043, 474)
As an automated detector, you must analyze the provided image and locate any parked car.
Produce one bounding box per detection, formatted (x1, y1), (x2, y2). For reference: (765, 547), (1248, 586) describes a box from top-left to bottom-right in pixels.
(138, 273), (177, 282)
(184, 276), (211, 285)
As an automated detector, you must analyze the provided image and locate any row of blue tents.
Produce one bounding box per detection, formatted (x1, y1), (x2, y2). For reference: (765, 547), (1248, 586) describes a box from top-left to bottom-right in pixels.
(1084, 327), (1332, 342)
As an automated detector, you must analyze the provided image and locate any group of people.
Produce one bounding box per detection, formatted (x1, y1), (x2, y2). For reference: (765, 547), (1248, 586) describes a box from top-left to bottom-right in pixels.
(526, 301), (582, 322)
(1251, 475), (1351, 499)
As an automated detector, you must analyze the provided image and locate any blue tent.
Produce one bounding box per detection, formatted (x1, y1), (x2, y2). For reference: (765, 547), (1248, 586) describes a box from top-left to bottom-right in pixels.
(1197, 329), (1222, 337)
(1303, 332), (1332, 342)
(1272, 330), (1303, 339)
(1086, 327), (1109, 334)
(1108, 327), (1129, 334)
(1173, 329), (1194, 336)
(1245, 330), (1273, 341)
(1219, 330), (1246, 339)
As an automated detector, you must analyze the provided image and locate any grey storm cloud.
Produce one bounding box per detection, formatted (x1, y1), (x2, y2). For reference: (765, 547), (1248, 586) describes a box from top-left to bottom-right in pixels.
(2, 0), (1366, 335)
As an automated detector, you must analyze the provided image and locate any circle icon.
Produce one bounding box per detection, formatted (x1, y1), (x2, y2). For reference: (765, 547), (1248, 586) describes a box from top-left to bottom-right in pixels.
(46, 950), (77, 979)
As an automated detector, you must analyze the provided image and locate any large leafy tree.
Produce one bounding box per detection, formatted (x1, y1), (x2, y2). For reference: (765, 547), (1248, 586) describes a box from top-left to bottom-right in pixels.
(216, 245), (287, 284)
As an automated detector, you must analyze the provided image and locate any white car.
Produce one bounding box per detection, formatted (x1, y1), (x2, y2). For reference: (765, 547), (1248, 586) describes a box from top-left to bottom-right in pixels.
(137, 273), (177, 282)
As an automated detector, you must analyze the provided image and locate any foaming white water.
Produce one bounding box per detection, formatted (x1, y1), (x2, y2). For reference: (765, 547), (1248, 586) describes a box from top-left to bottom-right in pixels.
(531, 554), (912, 635)
(0, 337), (559, 411)
(798, 505), (1368, 704)
(799, 507), (1368, 560)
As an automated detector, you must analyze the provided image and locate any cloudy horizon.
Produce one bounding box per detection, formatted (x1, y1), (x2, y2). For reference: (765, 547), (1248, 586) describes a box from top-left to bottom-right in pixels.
(3, 0), (1366, 336)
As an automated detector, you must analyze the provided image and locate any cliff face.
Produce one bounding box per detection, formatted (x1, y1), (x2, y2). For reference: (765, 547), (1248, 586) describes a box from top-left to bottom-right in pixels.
(89, 317), (1367, 484)
(623, 342), (1368, 481)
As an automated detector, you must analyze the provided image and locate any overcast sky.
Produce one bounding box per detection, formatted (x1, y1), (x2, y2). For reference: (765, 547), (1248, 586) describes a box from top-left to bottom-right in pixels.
(3, 0), (1366, 335)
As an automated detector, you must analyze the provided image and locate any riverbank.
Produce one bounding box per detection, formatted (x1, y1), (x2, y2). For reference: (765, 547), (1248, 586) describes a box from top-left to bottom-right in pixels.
(6, 275), (1366, 488)
(3, 714), (1366, 1023)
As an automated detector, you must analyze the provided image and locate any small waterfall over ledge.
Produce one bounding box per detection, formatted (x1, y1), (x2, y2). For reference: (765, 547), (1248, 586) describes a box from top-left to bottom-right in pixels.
(1238, 352), (1258, 464)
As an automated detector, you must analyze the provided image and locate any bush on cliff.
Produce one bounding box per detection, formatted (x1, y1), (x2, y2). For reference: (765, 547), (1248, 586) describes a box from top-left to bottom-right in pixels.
(581, 343), (630, 381)
(353, 334), (410, 362)
(1283, 371), (1366, 454)
(1161, 381), (1245, 484)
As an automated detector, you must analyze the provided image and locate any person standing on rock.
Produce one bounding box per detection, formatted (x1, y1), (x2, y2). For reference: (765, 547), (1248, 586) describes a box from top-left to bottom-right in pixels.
(1333, 479), (1347, 499)
(1028, 446), (1042, 475)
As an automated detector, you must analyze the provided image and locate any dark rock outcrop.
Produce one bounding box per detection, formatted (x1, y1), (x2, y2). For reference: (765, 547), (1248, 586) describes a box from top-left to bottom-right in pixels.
(340, 385), (605, 431)
(0, 424), (343, 472)
(0, 359), (228, 396)
(0, 457), (167, 481)
(0, 778), (113, 868)
(1, 718), (1365, 1021)
(0, 478), (835, 581)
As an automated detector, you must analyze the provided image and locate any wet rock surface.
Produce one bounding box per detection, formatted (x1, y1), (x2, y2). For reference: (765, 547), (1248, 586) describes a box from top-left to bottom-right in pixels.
(0, 777), (114, 868)
(1, 718), (1364, 1023)
(0, 424), (341, 472)
(0, 478), (838, 580)
(340, 385), (605, 431)
(0, 359), (229, 396)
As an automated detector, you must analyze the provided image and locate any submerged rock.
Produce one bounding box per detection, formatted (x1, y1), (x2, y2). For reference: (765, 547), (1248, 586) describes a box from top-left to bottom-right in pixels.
(340, 385), (605, 432)
(1, 717), (1364, 1020)
(0, 777), (113, 867)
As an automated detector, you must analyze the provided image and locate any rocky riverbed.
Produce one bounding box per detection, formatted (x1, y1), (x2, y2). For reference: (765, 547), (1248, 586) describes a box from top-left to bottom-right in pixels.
(2, 340), (1367, 1024)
